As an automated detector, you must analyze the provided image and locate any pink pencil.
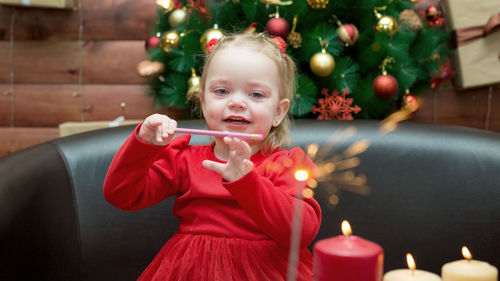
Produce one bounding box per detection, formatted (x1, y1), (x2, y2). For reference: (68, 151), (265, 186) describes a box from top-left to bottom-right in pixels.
(175, 128), (264, 140)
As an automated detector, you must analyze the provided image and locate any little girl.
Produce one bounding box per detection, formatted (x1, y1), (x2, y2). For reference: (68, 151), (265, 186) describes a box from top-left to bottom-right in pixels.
(103, 32), (322, 281)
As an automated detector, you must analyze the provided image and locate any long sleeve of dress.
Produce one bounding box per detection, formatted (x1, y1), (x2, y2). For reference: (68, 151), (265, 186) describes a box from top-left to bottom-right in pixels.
(103, 125), (190, 211)
(223, 148), (322, 249)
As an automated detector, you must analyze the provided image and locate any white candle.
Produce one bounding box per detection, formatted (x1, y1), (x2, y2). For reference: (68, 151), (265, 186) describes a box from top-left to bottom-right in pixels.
(383, 253), (442, 281)
(441, 247), (498, 281)
(384, 269), (442, 281)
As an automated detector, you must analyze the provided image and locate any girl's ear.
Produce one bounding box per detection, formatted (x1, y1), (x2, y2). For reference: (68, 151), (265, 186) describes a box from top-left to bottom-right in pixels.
(273, 98), (290, 127)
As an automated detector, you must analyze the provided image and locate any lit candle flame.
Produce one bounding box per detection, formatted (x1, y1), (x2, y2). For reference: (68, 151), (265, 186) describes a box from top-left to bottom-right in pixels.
(462, 246), (472, 260)
(406, 253), (416, 271)
(341, 220), (352, 236)
(294, 169), (310, 181)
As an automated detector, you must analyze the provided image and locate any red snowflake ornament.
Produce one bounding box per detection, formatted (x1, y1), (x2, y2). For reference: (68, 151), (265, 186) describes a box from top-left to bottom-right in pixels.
(311, 88), (362, 120)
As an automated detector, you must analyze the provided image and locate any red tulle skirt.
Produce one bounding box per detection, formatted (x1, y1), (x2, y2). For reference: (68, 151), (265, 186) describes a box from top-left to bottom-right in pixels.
(138, 233), (313, 281)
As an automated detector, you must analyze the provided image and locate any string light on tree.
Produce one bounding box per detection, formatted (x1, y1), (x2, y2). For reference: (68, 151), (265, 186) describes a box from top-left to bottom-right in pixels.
(373, 57), (399, 99)
(310, 38), (335, 77)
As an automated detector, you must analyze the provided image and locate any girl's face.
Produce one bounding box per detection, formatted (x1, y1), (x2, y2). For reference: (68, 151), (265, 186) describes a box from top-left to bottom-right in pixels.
(201, 46), (290, 149)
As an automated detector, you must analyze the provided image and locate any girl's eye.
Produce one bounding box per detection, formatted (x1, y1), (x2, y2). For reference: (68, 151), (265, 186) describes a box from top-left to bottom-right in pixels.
(250, 92), (264, 98)
(214, 88), (228, 95)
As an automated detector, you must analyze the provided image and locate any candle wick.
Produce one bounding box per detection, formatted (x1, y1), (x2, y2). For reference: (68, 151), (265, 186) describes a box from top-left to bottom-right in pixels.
(411, 269), (415, 276)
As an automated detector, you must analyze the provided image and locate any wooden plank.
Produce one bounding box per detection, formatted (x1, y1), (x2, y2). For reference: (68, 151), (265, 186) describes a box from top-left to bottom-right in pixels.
(0, 84), (13, 124)
(411, 84), (500, 132)
(82, 84), (187, 122)
(0, 84), (187, 127)
(0, 40), (148, 84)
(82, 41), (148, 84)
(484, 84), (500, 132)
(0, 84), (80, 127)
(0, 0), (157, 41)
(0, 126), (59, 157)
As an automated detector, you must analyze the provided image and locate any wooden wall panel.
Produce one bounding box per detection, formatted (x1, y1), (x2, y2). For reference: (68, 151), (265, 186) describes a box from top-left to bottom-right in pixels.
(0, 0), (157, 40)
(0, 126), (59, 156)
(0, 40), (148, 84)
(82, 41), (148, 84)
(0, 84), (187, 127)
(411, 84), (500, 132)
(0, 84), (13, 123)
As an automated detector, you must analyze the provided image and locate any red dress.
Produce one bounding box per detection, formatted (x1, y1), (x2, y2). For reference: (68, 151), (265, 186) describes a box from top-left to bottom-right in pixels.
(103, 126), (322, 281)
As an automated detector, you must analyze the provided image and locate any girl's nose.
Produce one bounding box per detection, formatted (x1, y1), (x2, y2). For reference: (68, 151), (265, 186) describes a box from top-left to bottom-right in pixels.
(228, 95), (247, 110)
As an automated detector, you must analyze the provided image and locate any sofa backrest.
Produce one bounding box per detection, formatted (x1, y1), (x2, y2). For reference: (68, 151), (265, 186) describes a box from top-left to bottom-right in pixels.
(1, 120), (499, 281)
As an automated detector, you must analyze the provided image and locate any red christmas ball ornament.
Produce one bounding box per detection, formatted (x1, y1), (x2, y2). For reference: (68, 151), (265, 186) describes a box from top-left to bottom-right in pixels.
(145, 35), (161, 49)
(404, 94), (419, 113)
(337, 23), (359, 46)
(373, 74), (398, 99)
(266, 17), (290, 38)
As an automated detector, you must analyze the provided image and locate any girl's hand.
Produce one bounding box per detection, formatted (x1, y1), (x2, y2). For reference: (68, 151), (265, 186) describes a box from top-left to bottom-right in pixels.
(202, 137), (254, 182)
(138, 113), (177, 146)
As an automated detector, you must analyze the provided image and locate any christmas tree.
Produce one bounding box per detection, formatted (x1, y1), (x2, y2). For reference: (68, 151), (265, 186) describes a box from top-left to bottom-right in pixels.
(141, 0), (451, 120)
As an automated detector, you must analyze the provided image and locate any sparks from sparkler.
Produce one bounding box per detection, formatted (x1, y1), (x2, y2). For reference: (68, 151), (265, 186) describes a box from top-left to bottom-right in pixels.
(303, 126), (371, 207)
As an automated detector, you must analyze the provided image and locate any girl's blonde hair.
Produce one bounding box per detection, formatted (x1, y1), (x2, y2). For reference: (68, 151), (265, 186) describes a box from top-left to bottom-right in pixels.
(194, 32), (297, 152)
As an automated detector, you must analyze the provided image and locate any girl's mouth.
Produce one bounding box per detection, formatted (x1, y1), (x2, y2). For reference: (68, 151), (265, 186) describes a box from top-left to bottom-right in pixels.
(224, 117), (250, 124)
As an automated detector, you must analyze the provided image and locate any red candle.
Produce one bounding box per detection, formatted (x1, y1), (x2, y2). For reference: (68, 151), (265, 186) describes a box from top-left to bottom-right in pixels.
(313, 220), (384, 281)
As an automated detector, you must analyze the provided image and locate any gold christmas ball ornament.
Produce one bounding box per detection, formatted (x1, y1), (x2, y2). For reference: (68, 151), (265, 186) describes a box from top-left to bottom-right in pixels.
(186, 68), (201, 101)
(168, 8), (188, 28)
(310, 49), (335, 77)
(161, 31), (180, 52)
(376, 15), (398, 36)
(200, 26), (224, 52)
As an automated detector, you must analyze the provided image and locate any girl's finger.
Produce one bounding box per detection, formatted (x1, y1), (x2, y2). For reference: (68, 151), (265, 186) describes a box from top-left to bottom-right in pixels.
(242, 159), (254, 171)
(168, 120), (177, 135)
(202, 160), (225, 175)
(161, 120), (169, 138)
(147, 114), (162, 127)
(156, 125), (163, 142)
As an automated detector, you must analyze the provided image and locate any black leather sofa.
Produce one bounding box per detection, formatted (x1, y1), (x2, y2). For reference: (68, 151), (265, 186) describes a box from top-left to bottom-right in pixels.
(1, 120), (499, 281)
